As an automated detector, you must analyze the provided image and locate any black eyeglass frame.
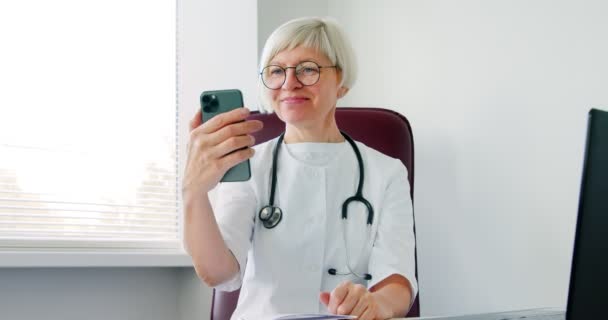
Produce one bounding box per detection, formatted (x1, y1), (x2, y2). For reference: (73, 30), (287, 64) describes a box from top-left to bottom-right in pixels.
(259, 61), (338, 90)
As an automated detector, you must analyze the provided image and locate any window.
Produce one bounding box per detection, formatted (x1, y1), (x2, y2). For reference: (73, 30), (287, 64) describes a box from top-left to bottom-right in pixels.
(0, 1), (178, 250)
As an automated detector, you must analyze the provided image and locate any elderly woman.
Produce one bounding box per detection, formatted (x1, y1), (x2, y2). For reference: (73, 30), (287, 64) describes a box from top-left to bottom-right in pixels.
(183, 17), (417, 320)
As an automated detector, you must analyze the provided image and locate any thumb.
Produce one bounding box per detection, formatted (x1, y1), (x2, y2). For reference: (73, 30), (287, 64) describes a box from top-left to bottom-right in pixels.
(319, 291), (330, 306)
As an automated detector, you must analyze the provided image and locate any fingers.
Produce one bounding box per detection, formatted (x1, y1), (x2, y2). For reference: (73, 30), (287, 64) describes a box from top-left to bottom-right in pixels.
(349, 290), (371, 317)
(209, 119), (263, 146)
(319, 292), (330, 306)
(359, 305), (375, 320)
(188, 119), (262, 155)
(190, 104), (264, 150)
(326, 282), (375, 319)
(211, 135), (256, 159)
(336, 283), (367, 315)
(328, 281), (350, 314)
(189, 109), (203, 132)
(217, 147), (255, 173)
(200, 107), (250, 134)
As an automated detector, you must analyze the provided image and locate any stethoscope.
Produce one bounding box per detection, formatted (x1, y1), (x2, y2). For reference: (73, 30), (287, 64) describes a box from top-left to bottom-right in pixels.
(258, 131), (374, 281)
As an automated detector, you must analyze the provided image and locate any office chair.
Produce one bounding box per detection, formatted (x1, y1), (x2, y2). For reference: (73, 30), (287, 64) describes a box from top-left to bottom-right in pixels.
(210, 107), (420, 319)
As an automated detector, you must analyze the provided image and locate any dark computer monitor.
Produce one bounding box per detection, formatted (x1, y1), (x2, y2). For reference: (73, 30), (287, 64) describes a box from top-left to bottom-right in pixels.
(566, 108), (608, 319)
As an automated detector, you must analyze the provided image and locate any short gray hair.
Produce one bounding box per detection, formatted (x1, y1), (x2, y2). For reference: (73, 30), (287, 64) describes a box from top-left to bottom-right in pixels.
(258, 16), (357, 113)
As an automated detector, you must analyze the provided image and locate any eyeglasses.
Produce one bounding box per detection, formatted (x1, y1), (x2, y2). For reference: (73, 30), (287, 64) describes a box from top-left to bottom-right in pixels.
(260, 61), (337, 90)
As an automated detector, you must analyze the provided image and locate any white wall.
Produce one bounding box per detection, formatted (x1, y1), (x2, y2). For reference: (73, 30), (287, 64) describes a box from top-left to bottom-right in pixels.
(257, 0), (328, 58)
(178, 0), (259, 117)
(177, 267), (212, 320)
(0, 267), (205, 320)
(330, 0), (608, 316)
(258, 0), (608, 316)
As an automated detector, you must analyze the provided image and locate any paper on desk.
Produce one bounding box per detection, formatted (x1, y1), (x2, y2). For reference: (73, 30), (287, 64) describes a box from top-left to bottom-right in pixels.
(273, 314), (357, 320)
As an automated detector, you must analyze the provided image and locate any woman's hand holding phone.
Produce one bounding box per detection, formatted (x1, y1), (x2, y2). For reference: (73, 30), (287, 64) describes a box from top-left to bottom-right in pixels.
(182, 106), (262, 284)
(182, 107), (264, 198)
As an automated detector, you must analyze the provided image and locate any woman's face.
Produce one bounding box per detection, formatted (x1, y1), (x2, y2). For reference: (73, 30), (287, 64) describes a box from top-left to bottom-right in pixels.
(266, 46), (343, 129)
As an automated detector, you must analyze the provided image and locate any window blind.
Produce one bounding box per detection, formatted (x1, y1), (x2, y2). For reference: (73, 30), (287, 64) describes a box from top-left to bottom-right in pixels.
(0, 0), (178, 250)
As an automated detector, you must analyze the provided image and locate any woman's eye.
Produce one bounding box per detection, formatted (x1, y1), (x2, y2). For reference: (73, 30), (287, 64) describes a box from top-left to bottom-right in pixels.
(301, 67), (318, 74)
(270, 69), (284, 76)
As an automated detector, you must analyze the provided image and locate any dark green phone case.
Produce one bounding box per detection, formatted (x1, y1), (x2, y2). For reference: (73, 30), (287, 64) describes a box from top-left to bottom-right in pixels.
(200, 89), (251, 182)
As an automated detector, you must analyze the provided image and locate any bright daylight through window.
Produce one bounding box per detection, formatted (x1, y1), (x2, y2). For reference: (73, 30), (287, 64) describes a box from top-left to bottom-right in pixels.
(0, 1), (177, 250)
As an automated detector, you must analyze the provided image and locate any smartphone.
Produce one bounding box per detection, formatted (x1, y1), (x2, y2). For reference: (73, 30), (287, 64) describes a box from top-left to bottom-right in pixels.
(200, 89), (251, 182)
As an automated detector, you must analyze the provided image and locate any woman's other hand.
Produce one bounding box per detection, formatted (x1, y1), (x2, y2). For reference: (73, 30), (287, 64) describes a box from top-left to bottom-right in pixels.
(319, 281), (393, 320)
(182, 107), (263, 198)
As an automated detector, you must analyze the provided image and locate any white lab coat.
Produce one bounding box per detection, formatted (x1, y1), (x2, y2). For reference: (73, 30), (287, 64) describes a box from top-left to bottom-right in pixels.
(212, 137), (418, 320)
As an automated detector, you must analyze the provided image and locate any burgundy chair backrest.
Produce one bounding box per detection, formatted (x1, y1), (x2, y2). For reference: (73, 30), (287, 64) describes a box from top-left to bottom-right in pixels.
(210, 107), (419, 319)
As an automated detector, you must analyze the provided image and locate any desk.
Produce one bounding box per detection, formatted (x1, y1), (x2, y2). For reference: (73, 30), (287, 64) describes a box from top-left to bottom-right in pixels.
(394, 308), (565, 320)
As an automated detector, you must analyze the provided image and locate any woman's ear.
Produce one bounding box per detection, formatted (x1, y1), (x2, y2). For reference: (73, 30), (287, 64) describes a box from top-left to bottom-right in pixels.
(337, 87), (349, 99)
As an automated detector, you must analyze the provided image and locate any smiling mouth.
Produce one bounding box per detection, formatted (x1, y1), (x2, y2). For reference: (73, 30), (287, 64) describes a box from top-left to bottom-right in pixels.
(281, 97), (309, 103)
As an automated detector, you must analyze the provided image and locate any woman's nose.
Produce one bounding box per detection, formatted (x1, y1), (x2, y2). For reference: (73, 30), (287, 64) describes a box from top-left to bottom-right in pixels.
(282, 68), (302, 90)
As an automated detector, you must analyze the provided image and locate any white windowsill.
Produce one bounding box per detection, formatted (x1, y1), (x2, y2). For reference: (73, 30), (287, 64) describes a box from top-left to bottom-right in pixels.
(0, 250), (193, 268)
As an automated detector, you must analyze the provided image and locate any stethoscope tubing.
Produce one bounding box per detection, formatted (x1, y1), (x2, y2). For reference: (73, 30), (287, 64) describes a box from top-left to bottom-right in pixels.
(258, 131), (374, 280)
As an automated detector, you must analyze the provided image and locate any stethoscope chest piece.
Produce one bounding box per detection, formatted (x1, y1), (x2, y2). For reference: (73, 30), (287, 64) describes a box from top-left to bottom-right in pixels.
(259, 205), (282, 229)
